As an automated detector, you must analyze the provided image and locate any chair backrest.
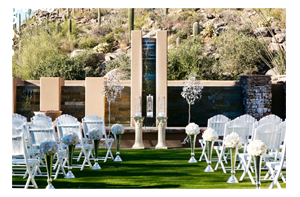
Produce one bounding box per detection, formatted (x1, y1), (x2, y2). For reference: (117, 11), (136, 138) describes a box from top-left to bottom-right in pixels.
(56, 114), (84, 143)
(12, 113), (31, 142)
(279, 120), (286, 144)
(253, 123), (281, 150)
(234, 114), (257, 137)
(224, 118), (251, 144)
(12, 132), (29, 163)
(207, 114), (230, 137)
(31, 114), (52, 123)
(252, 114), (282, 138)
(29, 119), (56, 146)
(82, 114), (106, 139)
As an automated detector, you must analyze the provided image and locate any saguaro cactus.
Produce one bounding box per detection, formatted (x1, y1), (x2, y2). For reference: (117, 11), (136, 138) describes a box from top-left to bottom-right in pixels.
(193, 22), (199, 37)
(98, 8), (101, 26)
(68, 18), (72, 34)
(128, 8), (134, 41)
(67, 8), (70, 18)
(28, 9), (32, 19)
(163, 8), (168, 16)
(18, 13), (21, 33)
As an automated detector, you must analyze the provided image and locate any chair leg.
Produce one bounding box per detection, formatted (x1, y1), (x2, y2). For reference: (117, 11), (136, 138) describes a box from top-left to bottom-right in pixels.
(77, 150), (83, 162)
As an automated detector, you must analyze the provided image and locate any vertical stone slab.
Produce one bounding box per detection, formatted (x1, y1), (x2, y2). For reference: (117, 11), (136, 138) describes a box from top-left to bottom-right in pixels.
(12, 77), (23, 113)
(131, 30), (143, 126)
(156, 30), (168, 126)
(40, 77), (64, 111)
(239, 75), (272, 119)
(85, 77), (105, 119)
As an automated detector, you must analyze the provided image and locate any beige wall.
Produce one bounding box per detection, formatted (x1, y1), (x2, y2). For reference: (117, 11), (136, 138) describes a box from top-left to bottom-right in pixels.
(130, 31), (143, 126)
(85, 77), (105, 119)
(40, 77), (64, 111)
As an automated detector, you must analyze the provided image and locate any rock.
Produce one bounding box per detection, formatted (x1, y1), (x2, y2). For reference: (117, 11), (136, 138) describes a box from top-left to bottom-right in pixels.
(272, 26), (281, 34)
(272, 33), (286, 43)
(269, 43), (282, 52)
(143, 30), (156, 38)
(215, 27), (227, 36)
(104, 68), (124, 79)
(254, 27), (272, 37)
(281, 41), (286, 50)
(70, 50), (105, 61)
(258, 37), (273, 44)
(206, 13), (215, 19)
(266, 68), (279, 81)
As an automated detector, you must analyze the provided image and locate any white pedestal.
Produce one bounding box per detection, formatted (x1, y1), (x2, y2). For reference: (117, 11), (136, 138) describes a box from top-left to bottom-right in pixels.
(132, 117), (145, 149)
(155, 117), (168, 149)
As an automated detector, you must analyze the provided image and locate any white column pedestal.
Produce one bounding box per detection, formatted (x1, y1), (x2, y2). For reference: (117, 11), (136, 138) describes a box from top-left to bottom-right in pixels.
(155, 117), (168, 149)
(132, 117), (145, 149)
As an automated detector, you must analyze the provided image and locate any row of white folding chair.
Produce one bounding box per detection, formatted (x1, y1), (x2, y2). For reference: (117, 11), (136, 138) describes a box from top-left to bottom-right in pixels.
(29, 117), (67, 179)
(267, 142), (286, 189)
(81, 114), (114, 162)
(12, 132), (39, 189)
(239, 122), (284, 184)
(251, 114), (282, 139)
(199, 114), (231, 162)
(56, 114), (93, 171)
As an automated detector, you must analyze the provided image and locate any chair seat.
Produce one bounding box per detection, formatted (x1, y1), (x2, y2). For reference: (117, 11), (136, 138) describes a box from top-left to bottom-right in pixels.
(12, 158), (39, 165)
(266, 161), (286, 170)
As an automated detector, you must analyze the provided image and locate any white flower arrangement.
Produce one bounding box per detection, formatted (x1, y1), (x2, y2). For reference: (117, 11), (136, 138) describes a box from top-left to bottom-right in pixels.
(185, 123), (200, 136)
(40, 140), (58, 155)
(62, 132), (79, 146)
(89, 128), (101, 140)
(202, 127), (218, 141)
(224, 132), (243, 149)
(111, 124), (125, 135)
(247, 140), (267, 156)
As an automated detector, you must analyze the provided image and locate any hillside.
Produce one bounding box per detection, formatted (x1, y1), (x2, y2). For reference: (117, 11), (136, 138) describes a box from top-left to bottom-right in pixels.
(12, 8), (286, 80)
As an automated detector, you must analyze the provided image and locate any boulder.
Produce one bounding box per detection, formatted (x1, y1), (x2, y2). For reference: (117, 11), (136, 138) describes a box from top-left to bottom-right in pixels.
(70, 49), (105, 61)
(272, 33), (286, 43)
(258, 37), (273, 44)
(269, 43), (283, 52)
(254, 27), (273, 37)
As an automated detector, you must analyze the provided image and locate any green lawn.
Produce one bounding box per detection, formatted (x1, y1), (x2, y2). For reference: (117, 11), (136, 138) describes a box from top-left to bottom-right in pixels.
(12, 149), (286, 189)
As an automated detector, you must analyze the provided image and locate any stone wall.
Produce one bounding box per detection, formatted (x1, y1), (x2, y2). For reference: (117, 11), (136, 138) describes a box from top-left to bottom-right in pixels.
(167, 86), (244, 127)
(61, 86), (85, 121)
(239, 75), (272, 119)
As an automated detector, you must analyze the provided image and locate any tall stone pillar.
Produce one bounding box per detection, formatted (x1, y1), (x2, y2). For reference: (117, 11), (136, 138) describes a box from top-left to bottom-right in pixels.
(40, 77), (64, 111)
(156, 30), (168, 126)
(85, 77), (105, 119)
(239, 75), (272, 119)
(131, 30), (143, 126)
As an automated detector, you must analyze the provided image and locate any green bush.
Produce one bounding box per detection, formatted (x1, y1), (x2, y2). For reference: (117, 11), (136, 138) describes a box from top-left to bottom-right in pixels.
(167, 36), (219, 80)
(212, 28), (270, 78)
(105, 53), (131, 80)
(78, 36), (99, 49)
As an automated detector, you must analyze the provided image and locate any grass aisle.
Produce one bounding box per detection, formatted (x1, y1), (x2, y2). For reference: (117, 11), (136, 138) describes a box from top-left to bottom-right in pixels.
(12, 149), (286, 189)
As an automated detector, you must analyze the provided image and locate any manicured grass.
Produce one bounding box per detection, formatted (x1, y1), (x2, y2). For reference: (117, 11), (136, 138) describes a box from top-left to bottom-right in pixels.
(12, 148), (286, 189)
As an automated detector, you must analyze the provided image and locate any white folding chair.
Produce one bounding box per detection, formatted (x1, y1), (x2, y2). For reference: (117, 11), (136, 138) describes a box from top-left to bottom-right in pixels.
(214, 118), (251, 173)
(82, 114), (114, 162)
(251, 114), (282, 138)
(268, 143), (286, 189)
(199, 115), (230, 162)
(12, 132), (39, 189)
(56, 114), (93, 171)
(29, 117), (67, 179)
(234, 114), (257, 141)
(240, 123), (282, 183)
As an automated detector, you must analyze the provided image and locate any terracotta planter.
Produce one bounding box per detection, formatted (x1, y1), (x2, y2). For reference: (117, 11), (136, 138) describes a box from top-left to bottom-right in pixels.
(34, 111), (62, 121)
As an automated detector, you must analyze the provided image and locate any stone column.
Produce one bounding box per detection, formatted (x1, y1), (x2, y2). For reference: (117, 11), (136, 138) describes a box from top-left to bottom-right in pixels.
(239, 75), (272, 119)
(40, 77), (64, 111)
(131, 30), (143, 126)
(155, 117), (168, 149)
(85, 77), (105, 119)
(132, 117), (145, 149)
(156, 30), (168, 126)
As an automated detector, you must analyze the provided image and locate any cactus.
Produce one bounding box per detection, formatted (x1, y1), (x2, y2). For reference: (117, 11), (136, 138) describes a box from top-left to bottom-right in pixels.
(98, 8), (101, 26)
(193, 22), (199, 37)
(56, 21), (61, 34)
(28, 9), (31, 19)
(128, 8), (134, 41)
(163, 8), (168, 16)
(67, 8), (70, 18)
(63, 14), (67, 21)
(68, 18), (72, 34)
(57, 9), (59, 17)
(18, 13), (21, 33)
(176, 37), (181, 47)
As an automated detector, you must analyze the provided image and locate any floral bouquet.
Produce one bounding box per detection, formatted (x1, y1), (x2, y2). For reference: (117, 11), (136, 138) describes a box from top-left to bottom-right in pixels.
(185, 123), (200, 163)
(223, 132), (242, 183)
(202, 128), (218, 172)
(111, 124), (125, 162)
(247, 140), (267, 189)
(62, 132), (79, 178)
(40, 139), (58, 189)
(88, 128), (102, 169)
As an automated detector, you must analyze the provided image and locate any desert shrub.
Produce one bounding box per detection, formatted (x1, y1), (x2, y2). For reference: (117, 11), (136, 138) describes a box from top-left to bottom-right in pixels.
(73, 51), (101, 68)
(78, 36), (99, 49)
(105, 53), (131, 80)
(167, 36), (219, 80)
(212, 28), (270, 78)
